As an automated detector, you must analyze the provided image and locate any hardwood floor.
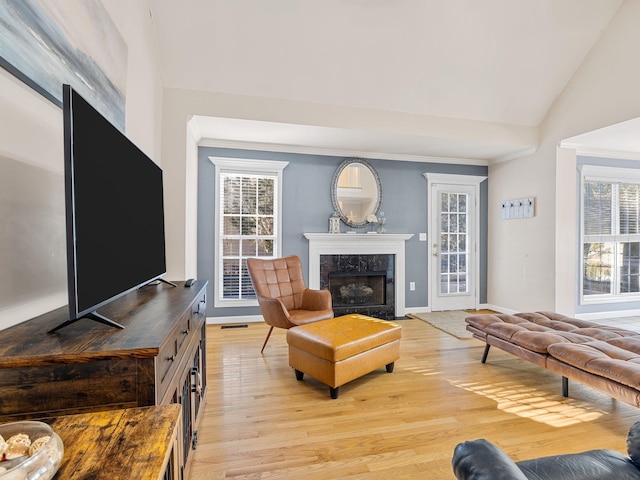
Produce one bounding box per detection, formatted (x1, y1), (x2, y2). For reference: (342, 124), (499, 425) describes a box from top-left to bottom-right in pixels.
(190, 317), (640, 479)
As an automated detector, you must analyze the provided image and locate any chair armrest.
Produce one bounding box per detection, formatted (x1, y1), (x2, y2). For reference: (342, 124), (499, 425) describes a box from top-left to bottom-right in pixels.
(257, 296), (293, 329)
(452, 439), (529, 480)
(301, 288), (332, 312)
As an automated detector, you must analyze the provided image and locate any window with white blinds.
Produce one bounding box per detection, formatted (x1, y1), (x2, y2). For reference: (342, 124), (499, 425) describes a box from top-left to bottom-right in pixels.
(210, 158), (288, 307)
(582, 167), (640, 303)
(620, 184), (640, 235)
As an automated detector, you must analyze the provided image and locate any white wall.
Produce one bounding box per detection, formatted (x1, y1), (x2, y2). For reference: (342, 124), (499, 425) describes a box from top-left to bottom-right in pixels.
(102, 0), (163, 162)
(488, 140), (555, 313)
(0, 1), (162, 330)
(488, 0), (640, 315)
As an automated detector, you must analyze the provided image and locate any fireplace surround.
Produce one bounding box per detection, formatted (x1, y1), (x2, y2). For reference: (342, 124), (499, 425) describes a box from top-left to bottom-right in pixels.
(324, 255), (394, 318)
(304, 233), (413, 318)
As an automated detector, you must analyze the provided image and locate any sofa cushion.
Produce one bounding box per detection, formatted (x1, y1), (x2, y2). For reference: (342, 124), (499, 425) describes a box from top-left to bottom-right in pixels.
(608, 337), (640, 354)
(467, 312), (640, 355)
(501, 331), (573, 353)
(547, 341), (640, 389)
(572, 327), (640, 341)
(516, 311), (601, 329)
(486, 324), (596, 353)
(465, 314), (528, 332)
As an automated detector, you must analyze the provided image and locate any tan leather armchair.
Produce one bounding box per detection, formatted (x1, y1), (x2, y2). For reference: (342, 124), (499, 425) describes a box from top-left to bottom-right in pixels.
(247, 255), (333, 353)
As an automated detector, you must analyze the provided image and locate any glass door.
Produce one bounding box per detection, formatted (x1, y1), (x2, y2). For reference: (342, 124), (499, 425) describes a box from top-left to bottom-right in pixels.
(430, 184), (477, 311)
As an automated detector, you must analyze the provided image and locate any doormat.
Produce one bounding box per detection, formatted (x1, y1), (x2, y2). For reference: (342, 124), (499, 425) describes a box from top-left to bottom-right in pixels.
(407, 311), (473, 339)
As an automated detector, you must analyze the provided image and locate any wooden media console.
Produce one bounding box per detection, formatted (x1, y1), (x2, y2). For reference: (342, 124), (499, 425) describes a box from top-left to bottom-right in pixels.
(0, 280), (208, 480)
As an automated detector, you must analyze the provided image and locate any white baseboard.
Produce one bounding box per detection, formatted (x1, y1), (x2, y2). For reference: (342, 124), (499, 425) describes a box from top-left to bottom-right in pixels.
(207, 314), (264, 325)
(404, 306), (430, 315)
(404, 304), (495, 315)
(210, 304), (502, 324)
(484, 304), (519, 315)
(574, 308), (640, 321)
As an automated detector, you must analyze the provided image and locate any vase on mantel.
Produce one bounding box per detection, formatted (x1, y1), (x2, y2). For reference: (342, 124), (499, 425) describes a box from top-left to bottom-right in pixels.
(377, 212), (386, 233)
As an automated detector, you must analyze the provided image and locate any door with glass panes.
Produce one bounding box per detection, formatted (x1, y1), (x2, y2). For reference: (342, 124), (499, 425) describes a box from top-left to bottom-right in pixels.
(430, 183), (477, 311)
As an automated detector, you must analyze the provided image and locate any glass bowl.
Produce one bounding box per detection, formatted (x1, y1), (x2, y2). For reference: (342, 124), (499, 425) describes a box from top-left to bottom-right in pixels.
(0, 421), (63, 480)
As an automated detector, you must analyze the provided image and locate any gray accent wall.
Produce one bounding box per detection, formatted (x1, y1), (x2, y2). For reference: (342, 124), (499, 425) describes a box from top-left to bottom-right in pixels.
(198, 148), (488, 318)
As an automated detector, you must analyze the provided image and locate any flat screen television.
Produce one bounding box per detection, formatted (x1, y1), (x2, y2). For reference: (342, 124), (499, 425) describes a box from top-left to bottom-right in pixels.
(48, 85), (171, 333)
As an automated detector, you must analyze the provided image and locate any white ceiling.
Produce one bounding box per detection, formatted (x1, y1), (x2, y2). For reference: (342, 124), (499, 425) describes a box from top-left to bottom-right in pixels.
(149, 0), (632, 163)
(562, 118), (640, 158)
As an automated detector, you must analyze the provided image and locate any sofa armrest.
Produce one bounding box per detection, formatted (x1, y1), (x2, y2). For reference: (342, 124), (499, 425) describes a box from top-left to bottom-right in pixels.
(452, 439), (529, 480)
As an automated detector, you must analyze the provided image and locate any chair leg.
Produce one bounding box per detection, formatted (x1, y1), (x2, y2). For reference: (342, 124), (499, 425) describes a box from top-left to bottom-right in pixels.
(261, 326), (275, 353)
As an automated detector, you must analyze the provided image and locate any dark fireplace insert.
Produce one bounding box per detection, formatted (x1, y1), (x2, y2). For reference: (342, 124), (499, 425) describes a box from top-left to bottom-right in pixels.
(329, 271), (387, 307)
(320, 254), (395, 319)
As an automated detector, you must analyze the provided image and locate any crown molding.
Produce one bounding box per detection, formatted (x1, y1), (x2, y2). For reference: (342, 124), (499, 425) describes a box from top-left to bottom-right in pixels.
(197, 138), (489, 166)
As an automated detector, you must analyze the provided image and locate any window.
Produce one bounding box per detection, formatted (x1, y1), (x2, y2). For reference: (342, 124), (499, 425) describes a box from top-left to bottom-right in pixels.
(581, 166), (640, 304)
(210, 158), (288, 307)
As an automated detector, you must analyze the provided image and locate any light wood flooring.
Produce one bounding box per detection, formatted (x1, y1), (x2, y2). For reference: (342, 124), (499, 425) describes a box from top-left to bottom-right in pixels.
(190, 316), (640, 479)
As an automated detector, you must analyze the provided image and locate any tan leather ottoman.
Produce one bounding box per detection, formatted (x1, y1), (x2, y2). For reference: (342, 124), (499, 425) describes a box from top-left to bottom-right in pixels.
(286, 314), (402, 398)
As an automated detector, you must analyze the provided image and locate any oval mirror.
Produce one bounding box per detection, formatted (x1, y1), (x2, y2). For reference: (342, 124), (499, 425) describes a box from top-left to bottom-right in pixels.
(331, 158), (382, 228)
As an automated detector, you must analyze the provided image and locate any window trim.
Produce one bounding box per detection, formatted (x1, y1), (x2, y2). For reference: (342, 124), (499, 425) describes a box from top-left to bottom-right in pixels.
(580, 165), (640, 305)
(209, 157), (288, 307)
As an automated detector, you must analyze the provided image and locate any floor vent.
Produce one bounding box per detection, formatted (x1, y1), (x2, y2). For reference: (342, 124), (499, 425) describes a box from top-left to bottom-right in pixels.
(220, 324), (249, 329)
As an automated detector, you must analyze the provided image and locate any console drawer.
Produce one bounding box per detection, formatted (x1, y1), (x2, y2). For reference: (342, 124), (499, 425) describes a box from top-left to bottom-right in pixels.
(156, 290), (206, 402)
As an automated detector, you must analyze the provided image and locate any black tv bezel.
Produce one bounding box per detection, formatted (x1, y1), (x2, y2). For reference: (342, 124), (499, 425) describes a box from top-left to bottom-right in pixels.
(48, 85), (169, 333)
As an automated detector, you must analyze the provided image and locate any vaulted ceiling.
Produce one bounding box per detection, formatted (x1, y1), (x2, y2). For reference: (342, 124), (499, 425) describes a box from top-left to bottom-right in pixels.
(149, 0), (626, 163)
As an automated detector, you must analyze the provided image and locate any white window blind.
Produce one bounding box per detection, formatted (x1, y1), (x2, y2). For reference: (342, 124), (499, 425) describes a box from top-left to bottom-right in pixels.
(619, 183), (640, 235)
(583, 181), (611, 237)
(210, 157), (288, 307)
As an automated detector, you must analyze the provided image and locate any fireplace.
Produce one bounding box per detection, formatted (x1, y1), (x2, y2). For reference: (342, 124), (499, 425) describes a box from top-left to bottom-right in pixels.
(320, 254), (395, 319)
(304, 233), (413, 318)
(329, 271), (386, 307)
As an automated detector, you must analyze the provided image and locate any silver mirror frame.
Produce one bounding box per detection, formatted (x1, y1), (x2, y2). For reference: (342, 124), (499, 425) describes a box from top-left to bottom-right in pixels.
(331, 157), (382, 229)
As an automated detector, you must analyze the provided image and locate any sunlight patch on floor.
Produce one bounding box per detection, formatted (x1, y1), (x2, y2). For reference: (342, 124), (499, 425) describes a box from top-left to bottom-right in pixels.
(451, 379), (605, 427)
(404, 365), (442, 376)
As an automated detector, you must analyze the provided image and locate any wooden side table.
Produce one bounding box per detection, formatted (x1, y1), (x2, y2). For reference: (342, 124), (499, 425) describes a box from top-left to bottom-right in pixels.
(48, 404), (181, 480)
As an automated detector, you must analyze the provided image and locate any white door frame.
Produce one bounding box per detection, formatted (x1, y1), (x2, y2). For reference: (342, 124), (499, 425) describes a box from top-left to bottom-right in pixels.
(424, 173), (486, 311)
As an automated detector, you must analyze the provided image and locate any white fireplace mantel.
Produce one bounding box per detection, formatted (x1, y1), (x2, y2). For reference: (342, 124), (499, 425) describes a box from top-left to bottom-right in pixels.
(303, 233), (414, 316)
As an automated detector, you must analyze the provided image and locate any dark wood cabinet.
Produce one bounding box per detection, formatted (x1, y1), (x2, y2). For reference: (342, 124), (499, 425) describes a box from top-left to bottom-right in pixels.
(0, 280), (207, 479)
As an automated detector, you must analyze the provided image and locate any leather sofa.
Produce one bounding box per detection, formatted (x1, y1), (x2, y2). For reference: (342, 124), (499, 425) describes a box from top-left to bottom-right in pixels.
(465, 311), (640, 407)
(452, 421), (640, 479)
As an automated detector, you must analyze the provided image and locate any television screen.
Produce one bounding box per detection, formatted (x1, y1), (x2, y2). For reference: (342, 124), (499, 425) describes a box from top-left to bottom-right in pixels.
(50, 85), (168, 332)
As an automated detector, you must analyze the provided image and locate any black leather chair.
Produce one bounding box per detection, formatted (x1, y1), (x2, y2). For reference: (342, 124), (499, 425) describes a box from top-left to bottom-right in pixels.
(452, 421), (640, 480)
